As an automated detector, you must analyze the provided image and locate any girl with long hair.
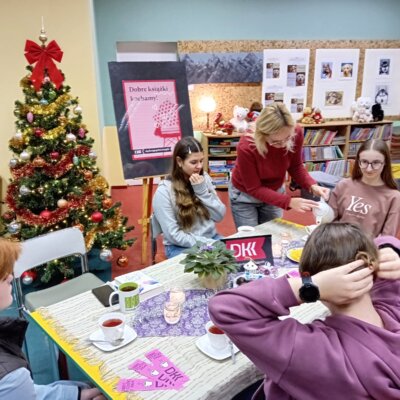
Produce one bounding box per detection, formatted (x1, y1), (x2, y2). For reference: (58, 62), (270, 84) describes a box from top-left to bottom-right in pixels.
(152, 137), (225, 258)
(209, 223), (400, 399)
(229, 102), (329, 229)
(328, 139), (400, 237)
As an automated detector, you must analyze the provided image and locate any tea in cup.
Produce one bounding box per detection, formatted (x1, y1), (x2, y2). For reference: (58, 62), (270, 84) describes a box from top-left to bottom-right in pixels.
(109, 282), (140, 313)
(205, 321), (228, 350)
(99, 312), (126, 343)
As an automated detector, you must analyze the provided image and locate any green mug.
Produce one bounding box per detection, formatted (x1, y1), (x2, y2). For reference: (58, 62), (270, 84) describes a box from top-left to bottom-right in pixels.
(109, 282), (140, 312)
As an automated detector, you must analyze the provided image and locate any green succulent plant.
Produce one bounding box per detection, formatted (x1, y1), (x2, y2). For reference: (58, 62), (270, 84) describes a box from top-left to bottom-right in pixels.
(180, 241), (238, 279)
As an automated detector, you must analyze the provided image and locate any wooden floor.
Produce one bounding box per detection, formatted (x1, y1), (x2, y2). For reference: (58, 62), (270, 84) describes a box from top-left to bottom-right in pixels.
(110, 185), (315, 277)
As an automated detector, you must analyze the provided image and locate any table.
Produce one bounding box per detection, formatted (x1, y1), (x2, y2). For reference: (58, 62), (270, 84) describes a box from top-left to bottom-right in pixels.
(30, 219), (329, 400)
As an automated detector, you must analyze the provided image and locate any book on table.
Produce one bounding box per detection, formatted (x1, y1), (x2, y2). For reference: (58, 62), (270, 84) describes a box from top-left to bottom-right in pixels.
(113, 271), (164, 301)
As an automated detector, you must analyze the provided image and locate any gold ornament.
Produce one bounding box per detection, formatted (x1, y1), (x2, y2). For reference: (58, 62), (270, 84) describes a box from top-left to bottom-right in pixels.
(102, 198), (113, 209)
(33, 156), (46, 168)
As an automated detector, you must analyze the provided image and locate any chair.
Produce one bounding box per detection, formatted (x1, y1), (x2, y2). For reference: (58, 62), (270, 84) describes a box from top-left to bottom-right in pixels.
(13, 227), (105, 378)
(150, 213), (163, 264)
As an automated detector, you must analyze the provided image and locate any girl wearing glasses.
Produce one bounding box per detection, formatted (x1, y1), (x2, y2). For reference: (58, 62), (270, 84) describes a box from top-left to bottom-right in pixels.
(229, 102), (329, 228)
(328, 139), (400, 237)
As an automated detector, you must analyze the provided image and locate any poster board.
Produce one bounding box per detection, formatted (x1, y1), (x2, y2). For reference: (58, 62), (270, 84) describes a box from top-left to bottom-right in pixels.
(361, 49), (400, 116)
(108, 62), (193, 181)
(261, 49), (310, 121)
(312, 49), (360, 118)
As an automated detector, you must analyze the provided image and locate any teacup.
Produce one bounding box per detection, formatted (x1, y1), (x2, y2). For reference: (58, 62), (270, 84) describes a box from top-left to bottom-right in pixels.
(109, 281), (140, 313)
(99, 312), (126, 343)
(312, 199), (334, 224)
(205, 321), (228, 350)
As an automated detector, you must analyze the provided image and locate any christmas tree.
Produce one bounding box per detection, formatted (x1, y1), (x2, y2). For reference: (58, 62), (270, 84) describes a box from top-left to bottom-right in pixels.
(0, 29), (134, 283)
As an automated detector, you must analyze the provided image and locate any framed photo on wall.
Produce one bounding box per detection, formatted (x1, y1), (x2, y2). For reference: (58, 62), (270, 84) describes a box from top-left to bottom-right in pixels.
(108, 61), (193, 180)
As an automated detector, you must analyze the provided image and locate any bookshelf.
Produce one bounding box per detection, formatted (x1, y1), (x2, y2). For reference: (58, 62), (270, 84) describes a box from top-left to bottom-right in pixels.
(201, 132), (241, 188)
(301, 120), (393, 177)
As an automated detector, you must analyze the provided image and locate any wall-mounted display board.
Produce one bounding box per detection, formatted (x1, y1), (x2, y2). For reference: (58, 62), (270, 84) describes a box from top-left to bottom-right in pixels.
(312, 49), (360, 118)
(262, 49), (310, 121)
(178, 40), (400, 130)
(361, 49), (400, 117)
(108, 61), (193, 180)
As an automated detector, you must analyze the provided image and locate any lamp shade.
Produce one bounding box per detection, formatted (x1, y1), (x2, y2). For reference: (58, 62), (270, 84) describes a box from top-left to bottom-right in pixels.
(199, 96), (216, 113)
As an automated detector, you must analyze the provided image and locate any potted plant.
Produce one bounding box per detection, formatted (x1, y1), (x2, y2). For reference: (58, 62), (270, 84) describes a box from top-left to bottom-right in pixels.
(180, 241), (238, 289)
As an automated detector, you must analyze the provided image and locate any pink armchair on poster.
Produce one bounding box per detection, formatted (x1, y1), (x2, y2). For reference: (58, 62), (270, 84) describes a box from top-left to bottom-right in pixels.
(153, 100), (182, 146)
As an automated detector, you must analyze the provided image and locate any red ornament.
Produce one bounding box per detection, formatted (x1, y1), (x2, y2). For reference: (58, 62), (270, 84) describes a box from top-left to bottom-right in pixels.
(34, 128), (44, 137)
(40, 210), (52, 220)
(50, 151), (60, 160)
(2, 211), (15, 223)
(21, 270), (37, 285)
(91, 211), (103, 223)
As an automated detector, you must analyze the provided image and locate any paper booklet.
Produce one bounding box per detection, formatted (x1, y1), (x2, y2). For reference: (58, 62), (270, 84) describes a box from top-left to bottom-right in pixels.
(114, 271), (164, 301)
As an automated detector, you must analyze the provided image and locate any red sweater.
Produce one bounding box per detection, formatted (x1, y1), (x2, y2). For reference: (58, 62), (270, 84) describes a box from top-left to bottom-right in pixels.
(231, 126), (316, 209)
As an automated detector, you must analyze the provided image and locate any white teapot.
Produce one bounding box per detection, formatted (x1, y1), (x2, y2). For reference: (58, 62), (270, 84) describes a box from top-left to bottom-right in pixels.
(312, 198), (335, 225)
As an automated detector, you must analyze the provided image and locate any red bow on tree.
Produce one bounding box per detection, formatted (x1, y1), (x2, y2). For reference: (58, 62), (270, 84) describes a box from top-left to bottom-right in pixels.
(24, 40), (64, 91)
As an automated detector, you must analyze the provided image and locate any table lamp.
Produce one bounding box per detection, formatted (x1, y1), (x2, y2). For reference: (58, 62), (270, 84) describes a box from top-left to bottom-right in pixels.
(199, 96), (216, 132)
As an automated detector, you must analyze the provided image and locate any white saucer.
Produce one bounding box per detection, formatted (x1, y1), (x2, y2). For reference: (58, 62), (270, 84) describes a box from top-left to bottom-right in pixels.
(195, 334), (239, 361)
(89, 326), (137, 352)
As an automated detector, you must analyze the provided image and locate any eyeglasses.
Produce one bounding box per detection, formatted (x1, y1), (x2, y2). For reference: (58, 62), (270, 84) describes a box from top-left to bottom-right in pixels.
(359, 160), (385, 170)
(267, 136), (291, 147)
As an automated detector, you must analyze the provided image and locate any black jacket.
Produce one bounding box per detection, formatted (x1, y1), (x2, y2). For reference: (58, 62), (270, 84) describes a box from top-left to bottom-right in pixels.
(0, 317), (31, 380)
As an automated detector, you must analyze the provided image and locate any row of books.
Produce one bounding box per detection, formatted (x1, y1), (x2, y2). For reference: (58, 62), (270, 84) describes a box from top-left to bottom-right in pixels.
(304, 159), (354, 177)
(209, 148), (236, 155)
(350, 125), (392, 141)
(304, 129), (339, 146)
(347, 142), (363, 157)
(209, 139), (239, 146)
(390, 130), (400, 160)
(303, 145), (344, 161)
(209, 171), (230, 186)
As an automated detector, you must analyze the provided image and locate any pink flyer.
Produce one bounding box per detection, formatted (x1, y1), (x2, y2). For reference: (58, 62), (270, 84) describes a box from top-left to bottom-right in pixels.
(122, 80), (183, 160)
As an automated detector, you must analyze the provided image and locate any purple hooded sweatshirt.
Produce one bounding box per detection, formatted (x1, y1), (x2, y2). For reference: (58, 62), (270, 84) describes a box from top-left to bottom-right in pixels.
(209, 273), (400, 399)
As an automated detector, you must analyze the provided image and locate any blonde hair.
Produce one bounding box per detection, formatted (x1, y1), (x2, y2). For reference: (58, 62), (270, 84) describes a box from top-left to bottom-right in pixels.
(254, 102), (295, 156)
(0, 239), (21, 281)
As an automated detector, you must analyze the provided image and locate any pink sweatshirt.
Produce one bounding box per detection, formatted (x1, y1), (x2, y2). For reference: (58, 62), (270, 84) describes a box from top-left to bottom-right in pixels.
(231, 126), (316, 210)
(328, 178), (400, 237)
(209, 276), (400, 399)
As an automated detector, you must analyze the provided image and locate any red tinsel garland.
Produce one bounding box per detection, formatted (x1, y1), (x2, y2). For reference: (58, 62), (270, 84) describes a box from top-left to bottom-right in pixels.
(6, 183), (94, 227)
(10, 146), (90, 180)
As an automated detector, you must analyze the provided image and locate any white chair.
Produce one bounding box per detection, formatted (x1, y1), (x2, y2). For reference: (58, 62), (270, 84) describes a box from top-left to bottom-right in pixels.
(13, 227), (105, 378)
(150, 213), (163, 264)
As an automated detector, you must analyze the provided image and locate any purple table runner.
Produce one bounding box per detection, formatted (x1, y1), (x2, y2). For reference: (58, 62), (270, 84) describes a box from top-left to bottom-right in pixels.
(132, 289), (214, 337)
